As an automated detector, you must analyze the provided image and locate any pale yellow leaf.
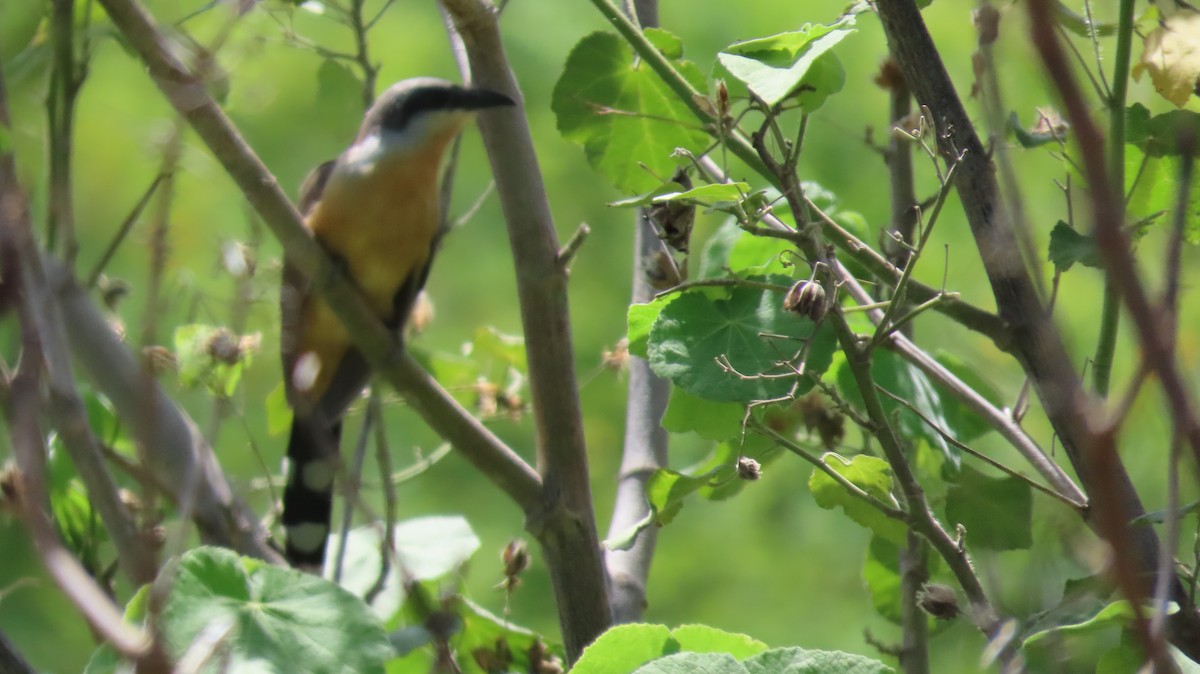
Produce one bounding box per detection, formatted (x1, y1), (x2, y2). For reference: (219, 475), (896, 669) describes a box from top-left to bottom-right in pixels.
(1135, 10), (1200, 107)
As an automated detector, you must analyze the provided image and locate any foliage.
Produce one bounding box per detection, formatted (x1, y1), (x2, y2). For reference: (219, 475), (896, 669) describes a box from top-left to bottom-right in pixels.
(4, 0), (1200, 672)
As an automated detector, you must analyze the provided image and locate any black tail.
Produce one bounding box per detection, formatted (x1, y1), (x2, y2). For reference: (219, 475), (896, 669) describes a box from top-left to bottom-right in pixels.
(282, 417), (342, 568)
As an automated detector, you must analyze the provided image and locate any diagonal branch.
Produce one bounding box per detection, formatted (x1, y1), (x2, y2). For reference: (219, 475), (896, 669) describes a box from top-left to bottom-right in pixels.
(92, 0), (543, 518)
(875, 0), (1200, 660)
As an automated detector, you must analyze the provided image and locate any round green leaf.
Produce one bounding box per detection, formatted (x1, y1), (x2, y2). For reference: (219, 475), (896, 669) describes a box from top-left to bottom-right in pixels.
(161, 547), (392, 674)
(647, 283), (837, 403)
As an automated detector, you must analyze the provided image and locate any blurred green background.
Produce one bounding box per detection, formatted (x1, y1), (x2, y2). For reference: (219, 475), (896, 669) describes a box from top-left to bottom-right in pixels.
(1, 0), (1199, 671)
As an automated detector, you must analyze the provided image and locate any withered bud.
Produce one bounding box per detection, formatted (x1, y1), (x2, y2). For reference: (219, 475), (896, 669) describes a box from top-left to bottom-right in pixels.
(974, 5), (1000, 46)
(736, 457), (762, 481)
(717, 80), (730, 116)
(472, 639), (512, 672)
(529, 640), (565, 674)
(783, 280), (827, 323)
(874, 58), (906, 91)
(142, 345), (177, 374)
(407, 291), (435, 335)
(917, 583), (961, 620)
(206, 328), (242, 365)
(602, 338), (630, 373)
(1, 466), (23, 511)
(220, 241), (256, 279)
(97, 276), (131, 310)
(502, 539), (530, 579)
(145, 524), (168, 548)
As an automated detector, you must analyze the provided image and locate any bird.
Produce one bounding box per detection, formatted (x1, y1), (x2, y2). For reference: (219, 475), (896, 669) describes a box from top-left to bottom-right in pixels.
(279, 77), (514, 569)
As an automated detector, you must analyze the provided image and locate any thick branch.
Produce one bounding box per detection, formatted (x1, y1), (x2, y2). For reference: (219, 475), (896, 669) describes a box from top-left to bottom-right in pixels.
(875, 0), (1200, 659)
(440, 0), (613, 658)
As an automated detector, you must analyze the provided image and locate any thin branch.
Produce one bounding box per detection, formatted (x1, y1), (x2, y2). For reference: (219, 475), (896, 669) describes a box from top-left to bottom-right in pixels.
(876, 386), (1082, 509)
(1028, 0), (1200, 663)
(696, 155), (1012, 350)
(753, 421), (908, 521)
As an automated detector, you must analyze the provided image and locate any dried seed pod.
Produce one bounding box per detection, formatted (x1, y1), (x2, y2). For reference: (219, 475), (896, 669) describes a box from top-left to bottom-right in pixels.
(736, 457), (762, 481)
(783, 280), (827, 323)
(917, 583), (961, 620)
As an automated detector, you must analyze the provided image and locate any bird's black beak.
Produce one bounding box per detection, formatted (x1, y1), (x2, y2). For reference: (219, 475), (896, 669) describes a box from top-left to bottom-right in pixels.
(461, 87), (516, 110)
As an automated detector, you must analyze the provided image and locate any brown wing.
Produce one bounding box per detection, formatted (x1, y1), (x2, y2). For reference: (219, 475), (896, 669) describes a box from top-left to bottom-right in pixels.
(280, 159), (336, 410)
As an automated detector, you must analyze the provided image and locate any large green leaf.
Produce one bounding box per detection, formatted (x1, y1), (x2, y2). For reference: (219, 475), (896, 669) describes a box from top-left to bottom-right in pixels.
(160, 547), (392, 674)
(808, 453), (906, 545)
(944, 466), (1032, 551)
(661, 387), (746, 441)
(931, 352), (1004, 445)
(633, 652), (746, 674)
(554, 31), (711, 194)
(628, 294), (678, 358)
(571, 624), (766, 674)
(326, 517), (480, 624)
(742, 647), (892, 674)
(833, 350), (960, 466)
(647, 281), (837, 403)
(717, 20), (856, 108)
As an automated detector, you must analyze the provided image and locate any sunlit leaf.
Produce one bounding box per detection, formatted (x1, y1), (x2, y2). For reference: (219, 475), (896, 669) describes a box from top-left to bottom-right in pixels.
(1134, 9), (1200, 107)
(717, 20), (855, 108)
(647, 280), (837, 403)
(808, 453), (906, 545)
(554, 31), (711, 194)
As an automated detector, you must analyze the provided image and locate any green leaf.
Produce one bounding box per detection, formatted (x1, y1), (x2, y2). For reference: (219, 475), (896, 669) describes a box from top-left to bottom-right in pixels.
(661, 388), (746, 441)
(862, 538), (947, 627)
(726, 229), (795, 277)
(669, 625), (769, 659)
(833, 350), (960, 466)
(455, 599), (563, 674)
(324, 518), (477, 624)
(571, 624), (676, 674)
(265, 382), (292, 437)
(944, 466), (1032, 551)
(565, 624), (769, 674)
(808, 453), (906, 545)
(646, 468), (719, 525)
(743, 647), (893, 674)
(173, 324), (252, 398)
(628, 294), (677, 359)
(1125, 144), (1200, 245)
(1048, 221), (1101, 272)
(697, 219), (744, 280)
(469, 325), (527, 373)
(717, 20), (855, 108)
(1131, 499), (1200, 525)
(159, 547), (393, 673)
(862, 536), (905, 625)
(633, 652), (747, 674)
(611, 182), (752, 209)
(554, 31), (711, 194)
(647, 281), (837, 403)
(1125, 103), (1200, 157)
(931, 352), (1004, 445)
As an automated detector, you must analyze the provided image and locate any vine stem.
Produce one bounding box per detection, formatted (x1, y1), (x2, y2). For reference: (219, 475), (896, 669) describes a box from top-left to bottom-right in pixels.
(1091, 0), (1136, 397)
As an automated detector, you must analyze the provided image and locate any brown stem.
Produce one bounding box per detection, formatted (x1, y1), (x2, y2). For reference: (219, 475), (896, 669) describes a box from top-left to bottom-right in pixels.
(440, 0), (612, 658)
